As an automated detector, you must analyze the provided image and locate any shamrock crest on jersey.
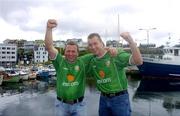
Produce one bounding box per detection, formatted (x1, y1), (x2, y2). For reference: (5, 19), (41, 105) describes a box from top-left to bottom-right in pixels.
(74, 65), (80, 71)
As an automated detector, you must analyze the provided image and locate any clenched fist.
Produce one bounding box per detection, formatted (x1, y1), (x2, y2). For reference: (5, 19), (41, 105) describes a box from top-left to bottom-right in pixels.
(47, 19), (57, 29)
(120, 32), (134, 44)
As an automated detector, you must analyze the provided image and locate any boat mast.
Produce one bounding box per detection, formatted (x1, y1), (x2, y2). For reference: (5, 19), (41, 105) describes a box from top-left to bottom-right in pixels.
(117, 14), (123, 47)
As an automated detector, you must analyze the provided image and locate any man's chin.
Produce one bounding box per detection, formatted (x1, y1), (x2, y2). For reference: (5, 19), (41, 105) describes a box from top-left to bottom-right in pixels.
(66, 58), (76, 62)
(95, 52), (100, 56)
(91, 51), (98, 55)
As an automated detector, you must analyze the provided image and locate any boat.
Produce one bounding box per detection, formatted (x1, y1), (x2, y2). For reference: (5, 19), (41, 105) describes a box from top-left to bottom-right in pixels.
(19, 70), (29, 81)
(137, 78), (180, 91)
(138, 45), (180, 78)
(36, 66), (49, 77)
(28, 70), (37, 80)
(28, 67), (37, 80)
(48, 65), (56, 77)
(36, 66), (50, 82)
(0, 67), (5, 85)
(0, 74), (3, 85)
(3, 68), (20, 83)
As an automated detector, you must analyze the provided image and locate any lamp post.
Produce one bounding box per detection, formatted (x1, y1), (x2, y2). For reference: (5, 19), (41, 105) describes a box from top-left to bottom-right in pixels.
(139, 28), (156, 46)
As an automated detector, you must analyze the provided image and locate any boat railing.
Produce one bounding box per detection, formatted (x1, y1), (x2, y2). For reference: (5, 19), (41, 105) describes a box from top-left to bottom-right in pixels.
(142, 54), (163, 59)
(142, 54), (173, 61)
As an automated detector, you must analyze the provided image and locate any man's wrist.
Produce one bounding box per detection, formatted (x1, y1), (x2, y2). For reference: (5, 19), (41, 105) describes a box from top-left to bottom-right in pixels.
(129, 41), (137, 46)
(46, 27), (52, 31)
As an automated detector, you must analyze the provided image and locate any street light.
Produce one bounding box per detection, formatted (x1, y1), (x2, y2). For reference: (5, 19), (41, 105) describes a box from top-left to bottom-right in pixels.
(139, 28), (156, 46)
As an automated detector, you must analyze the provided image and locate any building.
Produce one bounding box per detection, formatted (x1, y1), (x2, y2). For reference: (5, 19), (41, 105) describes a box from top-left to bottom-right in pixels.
(54, 40), (66, 48)
(34, 44), (48, 63)
(3, 39), (26, 48)
(79, 42), (88, 51)
(3, 39), (18, 44)
(66, 38), (83, 46)
(0, 44), (17, 67)
(139, 44), (156, 48)
(66, 38), (87, 51)
(106, 40), (122, 47)
(24, 41), (35, 50)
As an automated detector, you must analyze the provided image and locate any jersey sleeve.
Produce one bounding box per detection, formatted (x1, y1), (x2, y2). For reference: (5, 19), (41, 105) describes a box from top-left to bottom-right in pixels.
(51, 53), (63, 71)
(115, 48), (131, 68)
(80, 54), (94, 78)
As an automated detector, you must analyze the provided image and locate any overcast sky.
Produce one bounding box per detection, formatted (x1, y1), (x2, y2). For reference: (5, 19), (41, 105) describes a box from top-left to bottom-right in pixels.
(0, 0), (180, 46)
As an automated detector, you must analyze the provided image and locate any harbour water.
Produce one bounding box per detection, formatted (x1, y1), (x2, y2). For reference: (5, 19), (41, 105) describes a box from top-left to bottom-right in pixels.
(1, 76), (180, 116)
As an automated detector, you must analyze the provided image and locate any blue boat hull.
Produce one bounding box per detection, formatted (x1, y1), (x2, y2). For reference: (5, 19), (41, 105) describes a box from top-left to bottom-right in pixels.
(138, 62), (180, 78)
(136, 78), (180, 92)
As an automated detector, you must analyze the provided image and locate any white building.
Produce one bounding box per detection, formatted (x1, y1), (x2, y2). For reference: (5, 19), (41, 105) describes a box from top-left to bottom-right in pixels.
(106, 40), (122, 47)
(0, 44), (17, 67)
(34, 44), (48, 63)
(24, 41), (35, 50)
(66, 38), (83, 46)
(54, 40), (65, 48)
(66, 38), (88, 51)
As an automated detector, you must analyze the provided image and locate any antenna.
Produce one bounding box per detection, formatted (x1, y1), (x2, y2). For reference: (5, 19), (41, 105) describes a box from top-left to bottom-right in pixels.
(118, 14), (123, 47)
(166, 33), (171, 47)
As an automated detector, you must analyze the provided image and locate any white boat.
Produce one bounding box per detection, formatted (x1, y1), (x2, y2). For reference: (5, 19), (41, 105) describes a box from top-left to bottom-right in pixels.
(48, 68), (56, 76)
(19, 70), (29, 80)
(138, 45), (180, 78)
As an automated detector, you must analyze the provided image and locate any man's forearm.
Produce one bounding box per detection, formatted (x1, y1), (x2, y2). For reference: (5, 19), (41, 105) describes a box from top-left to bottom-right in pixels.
(44, 27), (57, 59)
(45, 28), (54, 50)
(129, 41), (143, 65)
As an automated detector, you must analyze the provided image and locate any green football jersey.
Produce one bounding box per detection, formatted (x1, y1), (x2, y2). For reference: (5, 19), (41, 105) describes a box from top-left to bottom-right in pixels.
(52, 53), (86, 100)
(80, 53), (94, 77)
(89, 49), (131, 93)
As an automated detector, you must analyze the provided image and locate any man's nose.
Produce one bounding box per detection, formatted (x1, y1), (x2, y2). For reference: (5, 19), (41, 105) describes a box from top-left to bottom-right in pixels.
(91, 45), (96, 49)
(69, 52), (73, 55)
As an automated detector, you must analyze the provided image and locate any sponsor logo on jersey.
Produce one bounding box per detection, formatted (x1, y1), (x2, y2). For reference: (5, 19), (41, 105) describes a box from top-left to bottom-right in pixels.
(97, 78), (111, 84)
(93, 65), (96, 68)
(63, 67), (68, 70)
(62, 82), (79, 86)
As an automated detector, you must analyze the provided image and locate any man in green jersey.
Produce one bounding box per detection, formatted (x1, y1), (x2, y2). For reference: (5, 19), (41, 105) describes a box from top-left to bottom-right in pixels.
(87, 32), (143, 116)
(45, 19), (87, 116)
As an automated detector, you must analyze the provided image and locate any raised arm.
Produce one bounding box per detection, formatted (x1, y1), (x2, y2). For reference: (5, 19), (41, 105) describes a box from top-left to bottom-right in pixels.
(45, 19), (58, 59)
(120, 32), (143, 65)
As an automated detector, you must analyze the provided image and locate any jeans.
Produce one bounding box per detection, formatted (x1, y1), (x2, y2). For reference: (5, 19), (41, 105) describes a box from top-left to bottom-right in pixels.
(55, 98), (87, 116)
(99, 92), (131, 116)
